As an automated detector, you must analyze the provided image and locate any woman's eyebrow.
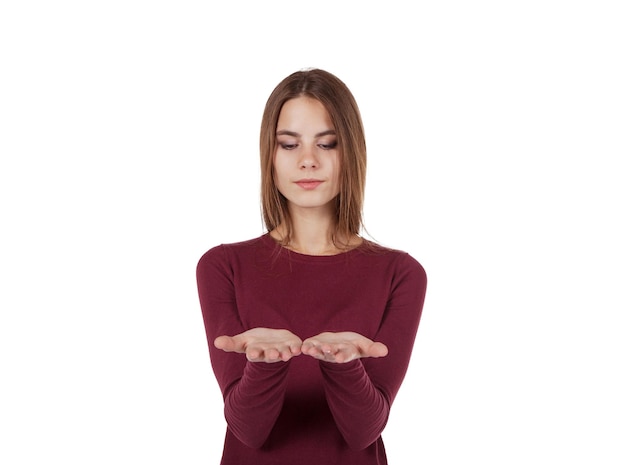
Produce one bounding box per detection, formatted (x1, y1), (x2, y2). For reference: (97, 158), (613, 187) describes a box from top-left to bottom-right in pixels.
(276, 130), (299, 137)
(276, 129), (336, 137)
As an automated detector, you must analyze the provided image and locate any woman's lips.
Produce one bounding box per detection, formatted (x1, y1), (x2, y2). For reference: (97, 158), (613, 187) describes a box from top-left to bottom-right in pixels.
(295, 180), (323, 190)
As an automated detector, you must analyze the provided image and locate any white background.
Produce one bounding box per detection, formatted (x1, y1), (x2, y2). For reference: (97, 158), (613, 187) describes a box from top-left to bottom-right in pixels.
(1, 1), (625, 463)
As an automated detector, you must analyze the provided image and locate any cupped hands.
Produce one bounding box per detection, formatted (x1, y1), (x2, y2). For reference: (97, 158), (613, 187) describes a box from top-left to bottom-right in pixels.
(215, 328), (388, 364)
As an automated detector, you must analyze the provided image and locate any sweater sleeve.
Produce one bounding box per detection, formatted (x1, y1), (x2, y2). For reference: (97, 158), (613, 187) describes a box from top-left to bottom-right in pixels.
(196, 245), (290, 449)
(319, 252), (427, 450)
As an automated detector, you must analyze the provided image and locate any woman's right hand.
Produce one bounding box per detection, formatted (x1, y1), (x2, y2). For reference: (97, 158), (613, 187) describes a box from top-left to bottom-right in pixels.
(214, 328), (303, 363)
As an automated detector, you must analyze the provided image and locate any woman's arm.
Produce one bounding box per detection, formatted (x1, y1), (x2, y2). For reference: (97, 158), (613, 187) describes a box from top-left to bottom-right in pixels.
(197, 246), (299, 448)
(304, 253), (427, 450)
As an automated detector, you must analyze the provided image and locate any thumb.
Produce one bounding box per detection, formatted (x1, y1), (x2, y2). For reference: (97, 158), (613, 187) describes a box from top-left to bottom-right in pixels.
(214, 335), (237, 352)
(367, 341), (389, 358)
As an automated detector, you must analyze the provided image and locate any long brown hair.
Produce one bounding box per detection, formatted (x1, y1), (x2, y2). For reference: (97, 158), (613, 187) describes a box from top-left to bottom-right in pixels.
(260, 69), (367, 247)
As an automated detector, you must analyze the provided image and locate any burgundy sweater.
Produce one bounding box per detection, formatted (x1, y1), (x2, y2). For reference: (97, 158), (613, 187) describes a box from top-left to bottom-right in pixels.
(197, 234), (427, 465)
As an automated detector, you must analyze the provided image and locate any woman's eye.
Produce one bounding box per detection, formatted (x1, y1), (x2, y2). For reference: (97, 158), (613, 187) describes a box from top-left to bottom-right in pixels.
(318, 141), (337, 150)
(279, 143), (298, 150)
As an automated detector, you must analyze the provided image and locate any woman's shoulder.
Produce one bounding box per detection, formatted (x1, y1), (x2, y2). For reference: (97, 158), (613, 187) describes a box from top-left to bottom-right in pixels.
(197, 234), (269, 266)
(358, 239), (427, 277)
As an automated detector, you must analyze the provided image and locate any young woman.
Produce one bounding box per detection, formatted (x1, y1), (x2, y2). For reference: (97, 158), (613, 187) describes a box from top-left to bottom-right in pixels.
(197, 68), (427, 464)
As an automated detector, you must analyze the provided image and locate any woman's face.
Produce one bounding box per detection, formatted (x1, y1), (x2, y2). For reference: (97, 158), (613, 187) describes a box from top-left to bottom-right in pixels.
(274, 96), (340, 213)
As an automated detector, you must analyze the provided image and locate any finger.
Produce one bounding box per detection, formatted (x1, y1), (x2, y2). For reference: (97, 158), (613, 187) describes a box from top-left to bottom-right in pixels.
(302, 343), (325, 358)
(247, 346), (294, 363)
(332, 351), (349, 363)
(264, 348), (281, 361)
(305, 347), (337, 362)
(246, 347), (263, 361)
(280, 344), (301, 361)
(301, 340), (316, 355)
(289, 341), (303, 356)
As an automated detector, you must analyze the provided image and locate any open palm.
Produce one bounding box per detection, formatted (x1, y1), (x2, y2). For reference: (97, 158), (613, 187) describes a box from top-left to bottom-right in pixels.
(215, 328), (303, 363)
(301, 331), (388, 363)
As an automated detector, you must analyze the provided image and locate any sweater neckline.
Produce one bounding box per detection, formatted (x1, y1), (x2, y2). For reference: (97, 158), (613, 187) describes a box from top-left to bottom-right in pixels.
(260, 233), (367, 263)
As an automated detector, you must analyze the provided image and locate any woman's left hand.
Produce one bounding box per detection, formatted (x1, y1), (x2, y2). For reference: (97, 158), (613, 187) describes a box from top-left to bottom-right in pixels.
(301, 332), (388, 363)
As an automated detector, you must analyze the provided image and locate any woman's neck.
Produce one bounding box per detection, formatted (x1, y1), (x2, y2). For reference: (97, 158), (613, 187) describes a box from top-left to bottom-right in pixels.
(271, 207), (361, 256)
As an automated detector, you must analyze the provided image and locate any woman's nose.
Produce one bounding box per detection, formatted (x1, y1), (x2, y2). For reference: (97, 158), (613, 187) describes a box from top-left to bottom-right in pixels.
(299, 146), (318, 169)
